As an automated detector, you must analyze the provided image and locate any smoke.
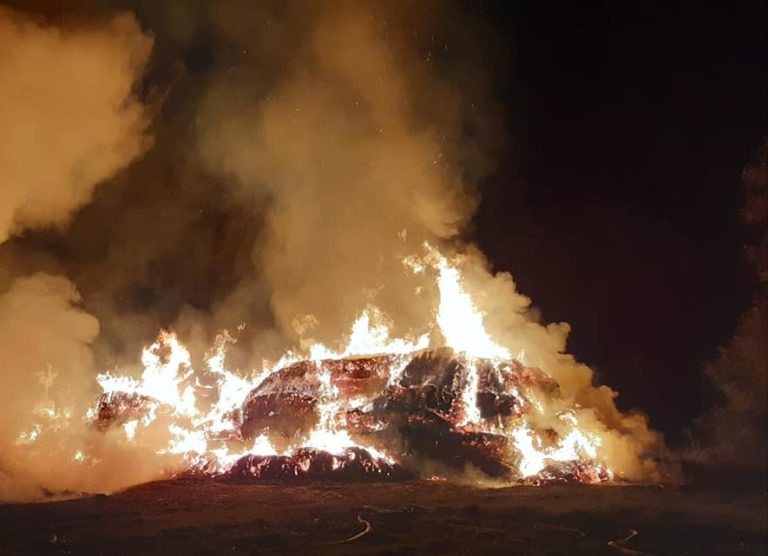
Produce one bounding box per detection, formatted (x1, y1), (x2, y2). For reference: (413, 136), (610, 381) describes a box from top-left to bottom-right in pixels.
(688, 139), (767, 472)
(0, 6), (153, 242)
(196, 1), (490, 349)
(197, 2), (663, 481)
(0, 1), (668, 498)
(0, 6), (153, 499)
(0, 0), (500, 365)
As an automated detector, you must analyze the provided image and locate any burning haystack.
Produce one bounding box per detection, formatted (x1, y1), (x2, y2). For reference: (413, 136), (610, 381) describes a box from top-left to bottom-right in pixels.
(96, 347), (611, 483)
(91, 247), (616, 485)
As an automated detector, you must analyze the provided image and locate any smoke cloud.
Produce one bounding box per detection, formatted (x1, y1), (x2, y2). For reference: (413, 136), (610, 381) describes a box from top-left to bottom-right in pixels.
(0, 6), (153, 499)
(197, 2), (479, 347)
(688, 139), (767, 472)
(0, 6), (153, 242)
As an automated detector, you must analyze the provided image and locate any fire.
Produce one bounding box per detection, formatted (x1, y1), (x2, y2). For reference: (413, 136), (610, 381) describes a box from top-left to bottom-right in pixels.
(432, 252), (510, 361)
(26, 243), (616, 485)
(511, 425), (600, 478)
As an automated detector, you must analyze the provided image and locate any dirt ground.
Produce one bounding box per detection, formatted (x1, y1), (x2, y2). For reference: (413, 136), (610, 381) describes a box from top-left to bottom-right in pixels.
(0, 480), (765, 555)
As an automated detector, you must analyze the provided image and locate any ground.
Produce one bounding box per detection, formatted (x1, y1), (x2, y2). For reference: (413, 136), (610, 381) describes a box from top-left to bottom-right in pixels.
(0, 480), (765, 555)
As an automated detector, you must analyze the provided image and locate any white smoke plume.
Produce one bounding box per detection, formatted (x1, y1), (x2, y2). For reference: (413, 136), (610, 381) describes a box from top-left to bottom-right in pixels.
(687, 139), (767, 472)
(197, 2), (478, 348)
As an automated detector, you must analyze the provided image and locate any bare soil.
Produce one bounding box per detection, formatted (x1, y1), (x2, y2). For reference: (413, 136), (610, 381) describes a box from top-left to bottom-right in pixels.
(0, 480), (765, 555)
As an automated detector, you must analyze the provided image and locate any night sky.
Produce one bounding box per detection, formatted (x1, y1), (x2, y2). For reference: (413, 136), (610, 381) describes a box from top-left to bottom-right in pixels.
(473, 1), (766, 441)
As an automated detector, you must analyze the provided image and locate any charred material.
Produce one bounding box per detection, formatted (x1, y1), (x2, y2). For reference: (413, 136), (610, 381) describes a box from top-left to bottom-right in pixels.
(94, 391), (156, 430)
(327, 356), (392, 398)
(400, 424), (513, 477)
(235, 348), (561, 480)
(398, 348), (465, 416)
(239, 356), (394, 442)
(240, 360), (320, 442)
(525, 462), (613, 485)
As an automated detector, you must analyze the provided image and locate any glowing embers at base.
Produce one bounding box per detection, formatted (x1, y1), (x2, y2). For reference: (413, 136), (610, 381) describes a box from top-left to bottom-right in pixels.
(222, 447), (409, 482)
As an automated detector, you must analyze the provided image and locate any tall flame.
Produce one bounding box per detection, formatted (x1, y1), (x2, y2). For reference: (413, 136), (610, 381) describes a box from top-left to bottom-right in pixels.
(433, 253), (510, 361)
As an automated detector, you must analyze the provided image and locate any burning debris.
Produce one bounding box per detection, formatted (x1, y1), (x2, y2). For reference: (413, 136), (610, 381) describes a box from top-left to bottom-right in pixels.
(94, 325), (612, 484)
(83, 247), (621, 485)
(94, 392), (156, 431)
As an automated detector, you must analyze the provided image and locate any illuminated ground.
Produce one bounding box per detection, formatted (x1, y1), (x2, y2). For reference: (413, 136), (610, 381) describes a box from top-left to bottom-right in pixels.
(0, 481), (765, 555)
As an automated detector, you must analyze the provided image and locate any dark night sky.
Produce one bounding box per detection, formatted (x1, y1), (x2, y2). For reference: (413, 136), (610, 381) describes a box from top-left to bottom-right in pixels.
(472, 1), (766, 441)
